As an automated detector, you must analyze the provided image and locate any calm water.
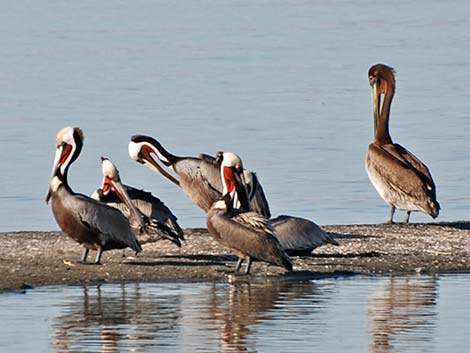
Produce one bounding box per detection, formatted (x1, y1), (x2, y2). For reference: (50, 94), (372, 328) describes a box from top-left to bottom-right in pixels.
(1, 1), (470, 230)
(1, 275), (469, 352)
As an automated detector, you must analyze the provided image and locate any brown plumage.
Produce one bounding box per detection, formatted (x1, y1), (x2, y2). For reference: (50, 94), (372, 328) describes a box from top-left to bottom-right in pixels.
(366, 64), (440, 224)
(45, 127), (142, 264)
(270, 215), (338, 256)
(206, 152), (293, 274)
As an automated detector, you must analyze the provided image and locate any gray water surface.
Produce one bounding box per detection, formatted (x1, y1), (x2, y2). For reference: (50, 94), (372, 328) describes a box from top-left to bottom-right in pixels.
(1, 1), (470, 231)
(1, 275), (469, 353)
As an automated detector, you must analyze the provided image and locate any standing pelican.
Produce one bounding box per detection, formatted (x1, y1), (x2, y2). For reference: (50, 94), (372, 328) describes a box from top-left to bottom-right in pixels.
(366, 64), (440, 223)
(91, 157), (184, 247)
(45, 127), (142, 264)
(201, 154), (337, 254)
(206, 152), (293, 274)
(128, 135), (270, 217)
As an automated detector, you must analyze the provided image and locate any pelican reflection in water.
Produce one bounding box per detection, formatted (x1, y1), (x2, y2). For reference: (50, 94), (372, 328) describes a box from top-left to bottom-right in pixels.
(368, 275), (438, 353)
(52, 284), (182, 353)
(51, 280), (320, 353)
(201, 279), (321, 353)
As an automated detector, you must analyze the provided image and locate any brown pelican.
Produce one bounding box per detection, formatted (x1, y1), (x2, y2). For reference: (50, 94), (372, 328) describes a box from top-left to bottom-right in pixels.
(45, 127), (142, 264)
(91, 157), (184, 247)
(207, 152), (293, 274)
(203, 157), (338, 255)
(128, 135), (270, 217)
(366, 64), (440, 223)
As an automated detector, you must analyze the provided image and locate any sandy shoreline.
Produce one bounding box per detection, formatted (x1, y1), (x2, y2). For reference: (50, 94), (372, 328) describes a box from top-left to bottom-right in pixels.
(1, 222), (470, 291)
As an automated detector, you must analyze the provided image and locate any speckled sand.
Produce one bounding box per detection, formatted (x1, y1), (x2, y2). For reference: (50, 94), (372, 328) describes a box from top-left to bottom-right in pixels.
(1, 222), (470, 291)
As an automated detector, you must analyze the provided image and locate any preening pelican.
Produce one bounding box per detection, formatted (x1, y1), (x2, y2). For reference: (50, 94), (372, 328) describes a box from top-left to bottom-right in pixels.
(91, 157), (184, 247)
(45, 127), (142, 264)
(128, 135), (270, 216)
(207, 152), (293, 274)
(366, 64), (440, 223)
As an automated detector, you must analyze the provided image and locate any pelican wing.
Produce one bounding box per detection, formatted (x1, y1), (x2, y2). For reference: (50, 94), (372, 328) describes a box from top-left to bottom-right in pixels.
(99, 189), (183, 246)
(197, 153), (219, 165)
(389, 143), (437, 193)
(270, 215), (338, 252)
(367, 143), (435, 200)
(74, 194), (142, 253)
(209, 210), (291, 269)
(231, 210), (276, 237)
(124, 185), (184, 239)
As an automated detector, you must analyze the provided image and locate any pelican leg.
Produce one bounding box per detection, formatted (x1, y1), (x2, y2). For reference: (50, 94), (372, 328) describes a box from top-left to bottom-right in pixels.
(404, 211), (411, 224)
(388, 205), (396, 224)
(94, 249), (103, 265)
(234, 257), (244, 272)
(80, 248), (89, 263)
(244, 257), (253, 275)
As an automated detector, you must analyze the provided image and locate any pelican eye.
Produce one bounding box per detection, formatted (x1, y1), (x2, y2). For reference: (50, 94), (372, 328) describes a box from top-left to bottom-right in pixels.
(134, 151), (144, 164)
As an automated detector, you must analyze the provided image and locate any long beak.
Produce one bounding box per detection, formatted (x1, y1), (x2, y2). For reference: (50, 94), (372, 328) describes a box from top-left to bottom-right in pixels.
(45, 146), (63, 204)
(232, 168), (251, 211)
(241, 170), (256, 200)
(371, 82), (380, 134)
(45, 189), (52, 204)
(141, 149), (180, 187)
(109, 178), (145, 229)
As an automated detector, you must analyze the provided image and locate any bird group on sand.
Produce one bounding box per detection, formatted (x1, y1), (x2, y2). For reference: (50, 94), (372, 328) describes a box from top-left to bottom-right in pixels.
(45, 63), (440, 274)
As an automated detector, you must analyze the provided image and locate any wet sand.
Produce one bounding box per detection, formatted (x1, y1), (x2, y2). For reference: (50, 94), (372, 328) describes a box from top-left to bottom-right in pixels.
(1, 222), (470, 291)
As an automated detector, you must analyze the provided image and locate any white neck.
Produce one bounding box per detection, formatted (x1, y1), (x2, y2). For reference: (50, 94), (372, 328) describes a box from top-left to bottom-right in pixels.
(213, 199), (226, 210)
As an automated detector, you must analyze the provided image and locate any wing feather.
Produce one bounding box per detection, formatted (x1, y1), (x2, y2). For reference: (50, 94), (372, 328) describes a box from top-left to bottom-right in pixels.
(367, 143), (434, 200)
(208, 210), (291, 269)
(124, 185), (184, 240)
(175, 158), (223, 211)
(270, 215), (338, 252)
(74, 194), (141, 252)
(389, 143), (436, 192)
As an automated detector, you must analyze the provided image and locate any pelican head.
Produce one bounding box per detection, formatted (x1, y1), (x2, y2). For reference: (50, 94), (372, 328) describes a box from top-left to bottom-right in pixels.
(368, 63), (396, 94)
(128, 135), (180, 186)
(368, 64), (396, 132)
(45, 127), (84, 204)
(220, 152), (250, 210)
(99, 157), (145, 229)
(99, 157), (122, 195)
